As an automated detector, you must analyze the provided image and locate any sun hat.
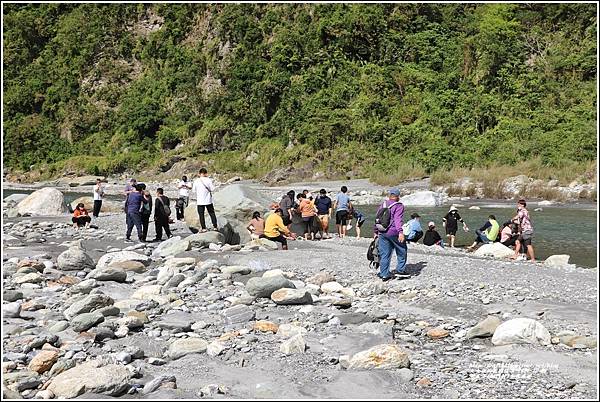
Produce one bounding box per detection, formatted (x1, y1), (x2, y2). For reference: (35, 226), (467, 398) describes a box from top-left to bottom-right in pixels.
(449, 205), (458, 212)
(389, 188), (400, 196)
(428, 221), (435, 227)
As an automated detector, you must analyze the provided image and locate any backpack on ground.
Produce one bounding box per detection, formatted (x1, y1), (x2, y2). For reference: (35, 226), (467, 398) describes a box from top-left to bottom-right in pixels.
(367, 238), (380, 270)
(374, 201), (400, 232)
(402, 222), (410, 234)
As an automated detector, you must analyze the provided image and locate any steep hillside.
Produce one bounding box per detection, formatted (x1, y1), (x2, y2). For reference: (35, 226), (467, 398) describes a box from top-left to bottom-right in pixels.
(2, 3), (597, 183)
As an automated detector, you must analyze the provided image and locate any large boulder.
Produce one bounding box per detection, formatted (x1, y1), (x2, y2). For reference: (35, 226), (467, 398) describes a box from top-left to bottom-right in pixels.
(96, 251), (151, 270)
(16, 188), (67, 216)
(185, 184), (275, 244)
(186, 232), (225, 248)
(245, 275), (296, 298)
(47, 361), (132, 398)
(400, 191), (445, 207)
(4, 193), (28, 204)
(348, 344), (410, 370)
(491, 318), (551, 346)
(151, 236), (190, 257)
(70, 196), (123, 213)
(57, 245), (95, 271)
(473, 243), (514, 259)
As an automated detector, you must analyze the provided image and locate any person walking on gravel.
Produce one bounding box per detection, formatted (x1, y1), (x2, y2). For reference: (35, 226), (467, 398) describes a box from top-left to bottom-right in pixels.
(374, 188), (410, 282)
(153, 188), (172, 241)
(192, 168), (218, 232)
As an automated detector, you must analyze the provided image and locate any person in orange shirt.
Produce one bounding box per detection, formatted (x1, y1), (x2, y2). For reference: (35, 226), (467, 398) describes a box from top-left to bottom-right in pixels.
(72, 203), (91, 229)
(297, 193), (317, 240)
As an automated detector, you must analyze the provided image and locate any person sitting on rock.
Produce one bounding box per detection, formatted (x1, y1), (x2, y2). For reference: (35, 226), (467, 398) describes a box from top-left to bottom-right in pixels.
(247, 211), (265, 240)
(500, 220), (519, 249)
(72, 203), (91, 229)
(466, 215), (499, 251)
(260, 208), (296, 250)
(404, 213), (424, 243)
(423, 221), (444, 247)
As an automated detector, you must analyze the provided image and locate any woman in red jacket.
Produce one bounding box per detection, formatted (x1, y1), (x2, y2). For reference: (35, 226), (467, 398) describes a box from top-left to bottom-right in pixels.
(72, 203), (91, 229)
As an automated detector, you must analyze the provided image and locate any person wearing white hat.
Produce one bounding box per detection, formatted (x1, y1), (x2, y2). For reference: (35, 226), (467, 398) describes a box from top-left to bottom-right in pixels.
(442, 205), (468, 248)
(423, 221), (444, 247)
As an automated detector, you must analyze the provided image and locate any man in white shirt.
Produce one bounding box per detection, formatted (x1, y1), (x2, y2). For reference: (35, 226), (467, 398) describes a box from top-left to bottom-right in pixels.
(92, 178), (105, 218)
(192, 168), (218, 232)
(176, 175), (192, 221)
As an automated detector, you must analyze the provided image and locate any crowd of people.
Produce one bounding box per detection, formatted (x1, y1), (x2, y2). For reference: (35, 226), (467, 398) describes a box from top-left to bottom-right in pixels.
(81, 174), (536, 281)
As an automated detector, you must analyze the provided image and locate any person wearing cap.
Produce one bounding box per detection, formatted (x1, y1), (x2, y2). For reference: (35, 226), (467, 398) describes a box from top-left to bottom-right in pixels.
(261, 208), (296, 250)
(442, 205), (469, 248)
(466, 214), (500, 251)
(264, 202), (280, 220)
(423, 221), (444, 247)
(314, 189), (332, 239)
(510, 199), (535, 261)
(404, 212), (424, 243)
(374, 188), (409, 281)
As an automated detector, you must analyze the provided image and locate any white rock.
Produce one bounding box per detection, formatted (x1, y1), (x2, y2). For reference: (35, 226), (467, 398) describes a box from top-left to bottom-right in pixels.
(473, 243), (514, 259)
(320, 281), (344, 294)
(96, 251), (151, 270)
(544, 254), (571, 268)
(400, 191), (445, 207)
(279, 334), (306, 355)
(206, 341), (226, 357)
(17, 188), (67, 216)
(491, 318), (551, 346)
(277, 323), (307, 338)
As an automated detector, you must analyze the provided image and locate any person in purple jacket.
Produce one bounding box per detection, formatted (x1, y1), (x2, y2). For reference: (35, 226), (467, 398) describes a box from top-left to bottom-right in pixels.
(374, 188), (410, 281)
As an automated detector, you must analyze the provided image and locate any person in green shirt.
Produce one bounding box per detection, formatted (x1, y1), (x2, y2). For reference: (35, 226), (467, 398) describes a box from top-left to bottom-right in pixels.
(466, 215), (499, 251)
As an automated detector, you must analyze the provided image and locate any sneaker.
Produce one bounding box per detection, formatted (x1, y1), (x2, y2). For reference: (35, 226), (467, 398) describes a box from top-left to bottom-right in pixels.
(516, 255), (526, 261)
(124, 238), (133, 243)
(380, 276), (393, 282)
(394, 272), (411, 279)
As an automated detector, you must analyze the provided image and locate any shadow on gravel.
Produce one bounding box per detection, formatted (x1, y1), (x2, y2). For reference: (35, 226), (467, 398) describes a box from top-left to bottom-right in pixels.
(404, 261), (427, 276)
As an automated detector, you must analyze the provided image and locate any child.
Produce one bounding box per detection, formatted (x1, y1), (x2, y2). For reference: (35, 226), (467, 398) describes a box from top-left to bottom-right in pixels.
(423, 221), (444, 247)
(72, 203), (91, 229)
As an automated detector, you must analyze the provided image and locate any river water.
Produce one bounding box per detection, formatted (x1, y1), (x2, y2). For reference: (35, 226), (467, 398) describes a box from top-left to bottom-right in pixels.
(3, 189), (597, 268)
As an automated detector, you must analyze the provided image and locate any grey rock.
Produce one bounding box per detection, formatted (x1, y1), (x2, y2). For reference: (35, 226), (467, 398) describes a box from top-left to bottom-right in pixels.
(48, 321), (70, 333)
(3, 301), (21, 318)
(70, 311), (105, 332)
(398, 368), (414, 383)
(166, 338), (209, 360)
(466, 316), (502, 339)
(63, 294), (114, 320)
(280, 334), (306, 355)
(245, 275), (296, 298)
(335, 312), (373, 326)
(142, 375), (177, 395)
(222, 304), (255, 324)
(3, 370), (41, 392)
(187, 232), (225, 248)
(87, 268), (127, 282)
(57, 247), (94, 271)
(270, 288), (313, 305)
(47, 361), (132, 398)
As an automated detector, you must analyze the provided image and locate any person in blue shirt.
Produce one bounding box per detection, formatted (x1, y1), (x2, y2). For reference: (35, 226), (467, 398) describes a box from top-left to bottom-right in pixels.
(314, 189), (332, 239)
(125, 184), (144, 243)
(332, 186), (352, 238)
(405, 213), (424, 243)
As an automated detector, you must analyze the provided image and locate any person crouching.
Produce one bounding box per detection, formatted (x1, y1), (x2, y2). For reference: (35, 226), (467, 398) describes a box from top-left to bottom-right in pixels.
(72, 203), (91, 229)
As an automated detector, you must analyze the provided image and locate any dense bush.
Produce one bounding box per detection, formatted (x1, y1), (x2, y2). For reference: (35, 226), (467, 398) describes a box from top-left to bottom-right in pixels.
(2, 3), (596, 177)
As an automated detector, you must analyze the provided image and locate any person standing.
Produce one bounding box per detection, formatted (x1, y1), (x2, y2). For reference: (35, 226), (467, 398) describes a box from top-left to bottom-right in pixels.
(192, 168), (218, 232)
(442, 205), (469, 248)
(92, 178), (104, 218)
(176, 175), (192, 221)
(125, 184), (144, 243)
(153, 188), (172, 241)
(123, 178), (137, 210)
(279, 190), (295, 230)
(139, 184), (152, 242)
(511, 199), (535, 262)
(297, 193), (317, 240)
(374, 188), (409, 281)
(333, 186), (352, 238)
(314, 189), (332, 239)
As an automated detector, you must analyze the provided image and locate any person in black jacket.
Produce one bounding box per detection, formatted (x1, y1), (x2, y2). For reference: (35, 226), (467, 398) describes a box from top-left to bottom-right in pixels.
(423, 221), (444, 247)
(139, 184), (152, 242)
(152, 188), (172, 241)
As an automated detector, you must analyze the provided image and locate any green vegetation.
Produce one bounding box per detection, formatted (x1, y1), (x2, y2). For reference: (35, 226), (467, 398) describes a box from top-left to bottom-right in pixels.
(3, 3), (597, 184)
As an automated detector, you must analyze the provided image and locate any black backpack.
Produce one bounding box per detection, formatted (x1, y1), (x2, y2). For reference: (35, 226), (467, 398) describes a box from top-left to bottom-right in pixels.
(367, 238), (380, 270)
(374, 201), (400, 232)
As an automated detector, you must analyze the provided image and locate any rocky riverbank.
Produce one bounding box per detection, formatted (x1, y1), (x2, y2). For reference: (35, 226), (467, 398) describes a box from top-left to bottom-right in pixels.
(2, 190), (598, 399)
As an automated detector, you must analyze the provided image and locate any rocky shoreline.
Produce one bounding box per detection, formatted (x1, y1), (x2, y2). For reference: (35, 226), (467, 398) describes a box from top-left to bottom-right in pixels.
(2, 181), (598, 399)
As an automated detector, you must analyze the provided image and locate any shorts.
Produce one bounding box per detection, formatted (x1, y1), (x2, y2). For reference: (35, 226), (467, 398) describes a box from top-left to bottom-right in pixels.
(357, 218), (366, 228)
(519, 230), (533, 246)
(335, 210), (349, 225)
(445, 228), (458, 236)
